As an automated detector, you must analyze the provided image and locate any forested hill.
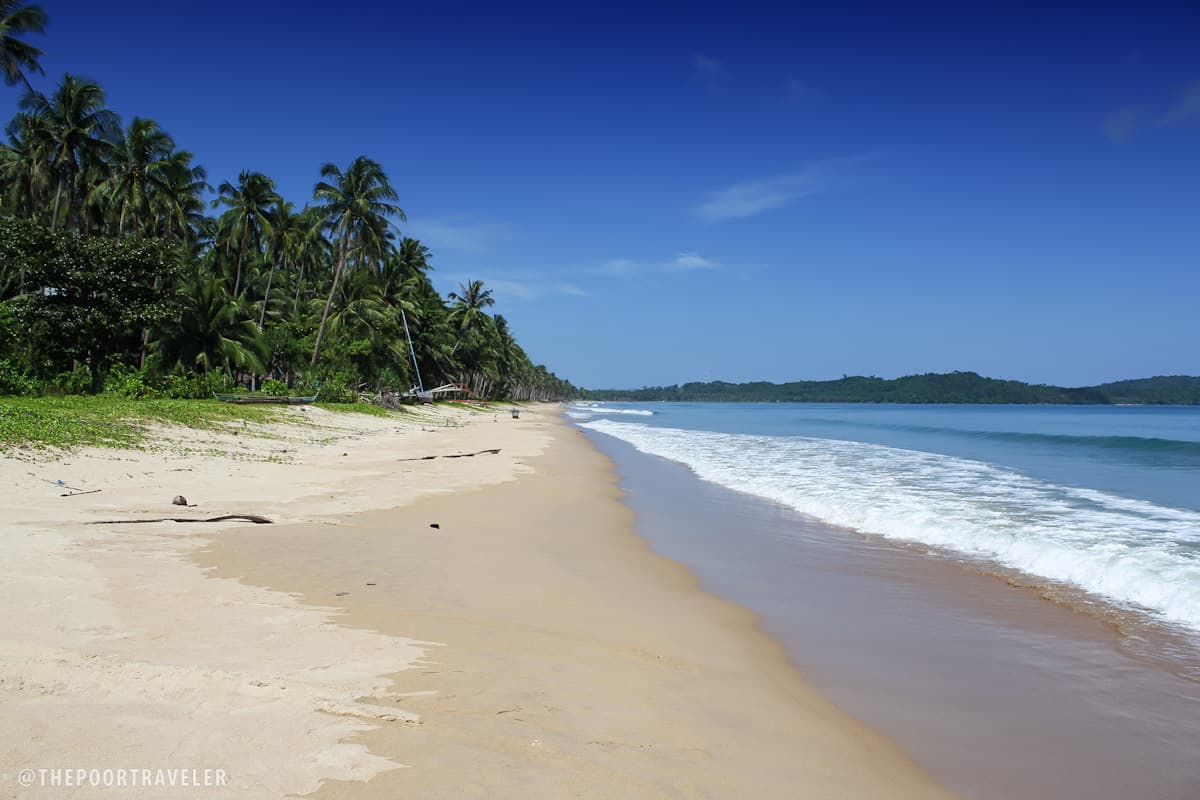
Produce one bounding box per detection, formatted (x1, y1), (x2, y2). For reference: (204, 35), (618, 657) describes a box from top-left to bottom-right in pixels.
(583, 373), (1200, 405)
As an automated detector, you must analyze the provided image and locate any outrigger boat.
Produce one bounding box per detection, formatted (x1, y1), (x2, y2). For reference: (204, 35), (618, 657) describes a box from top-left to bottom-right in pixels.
(215, 394), (317, 405)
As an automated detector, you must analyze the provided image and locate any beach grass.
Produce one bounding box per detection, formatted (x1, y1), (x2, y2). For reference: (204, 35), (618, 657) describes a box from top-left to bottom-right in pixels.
(0, 395), (284, 452)
(314, 402), (392, 417)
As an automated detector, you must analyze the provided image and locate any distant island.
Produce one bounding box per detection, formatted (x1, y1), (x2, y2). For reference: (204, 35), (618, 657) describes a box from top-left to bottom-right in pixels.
(582, 373), (1200, 405)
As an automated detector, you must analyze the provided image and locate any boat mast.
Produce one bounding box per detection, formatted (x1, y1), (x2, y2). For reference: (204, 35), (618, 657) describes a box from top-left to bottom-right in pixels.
(399, 306), (425, 393)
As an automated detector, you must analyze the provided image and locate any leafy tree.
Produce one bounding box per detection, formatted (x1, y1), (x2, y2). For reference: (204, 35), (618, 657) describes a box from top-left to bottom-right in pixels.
(4, 218), (176, 390)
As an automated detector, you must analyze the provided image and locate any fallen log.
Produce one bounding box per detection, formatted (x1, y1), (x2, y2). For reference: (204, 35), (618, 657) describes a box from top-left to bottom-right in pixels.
(398, 448), (501, 462)
(89, 514), (273, 525)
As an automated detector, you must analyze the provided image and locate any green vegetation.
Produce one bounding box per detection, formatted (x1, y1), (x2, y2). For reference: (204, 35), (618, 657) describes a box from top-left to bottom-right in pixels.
(0, 395), (279, 451)
(0, 5), (575, 404)
(584, 372), (1200, 405)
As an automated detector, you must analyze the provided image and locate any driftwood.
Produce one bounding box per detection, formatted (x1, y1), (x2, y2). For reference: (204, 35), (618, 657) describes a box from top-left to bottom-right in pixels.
(398, 448), (501, 462)
(61, 489), (102, 497)
(89, 514), (273, 525)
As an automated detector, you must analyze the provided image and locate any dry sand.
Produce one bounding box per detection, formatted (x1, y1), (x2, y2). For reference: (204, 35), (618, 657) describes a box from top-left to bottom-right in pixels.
(1, 403), (956, 799)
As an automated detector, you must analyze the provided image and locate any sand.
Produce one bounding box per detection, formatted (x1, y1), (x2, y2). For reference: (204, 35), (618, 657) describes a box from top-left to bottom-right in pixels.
(0, 402), (955, 798)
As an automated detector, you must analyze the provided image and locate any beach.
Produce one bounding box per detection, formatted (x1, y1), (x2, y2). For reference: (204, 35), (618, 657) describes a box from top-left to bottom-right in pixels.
(0, 404), (953, 798)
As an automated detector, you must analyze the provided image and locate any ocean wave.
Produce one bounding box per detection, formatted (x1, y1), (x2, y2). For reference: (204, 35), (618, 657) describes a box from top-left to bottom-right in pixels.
(581, 419), (1200, 633)
(566, 405), (655, 418)
(804, 416), (1200, 457)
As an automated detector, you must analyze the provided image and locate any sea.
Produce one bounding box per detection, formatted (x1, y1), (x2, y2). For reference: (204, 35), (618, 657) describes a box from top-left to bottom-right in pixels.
(570, 402), (1200, 800)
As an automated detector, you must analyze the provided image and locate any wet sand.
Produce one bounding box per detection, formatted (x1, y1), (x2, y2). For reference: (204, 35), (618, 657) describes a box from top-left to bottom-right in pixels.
(587, 432), (1200, 800)
(198, 419), (956, 798)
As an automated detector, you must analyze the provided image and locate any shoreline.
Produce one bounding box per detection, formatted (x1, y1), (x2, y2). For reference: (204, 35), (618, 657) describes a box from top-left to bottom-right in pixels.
(196, 412), (955, 798)
(587, 428), (1200, 799)
(0, 403), (954, 798)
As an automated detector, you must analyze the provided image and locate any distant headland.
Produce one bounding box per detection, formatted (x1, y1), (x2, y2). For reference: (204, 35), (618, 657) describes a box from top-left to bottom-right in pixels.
(582, 373), (1200, 405)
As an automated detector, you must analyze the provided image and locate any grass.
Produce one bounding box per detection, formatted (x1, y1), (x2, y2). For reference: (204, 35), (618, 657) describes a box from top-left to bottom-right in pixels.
(314, 402), (393, 417)
(0, 395), (283, 453)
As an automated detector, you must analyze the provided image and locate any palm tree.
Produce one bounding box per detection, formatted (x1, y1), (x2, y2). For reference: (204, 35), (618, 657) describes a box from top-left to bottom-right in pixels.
(94, 116), (173, 236)
(153, 149), (210, 243)
(447, 279), (495, 333)
(0, 1), (46, 92)
(395, 236), (432, 277)
(151, 268), (265, 375)
(309, 156), (403, 366)
(214, 170), (278, 297)
(446, 279), (500, 395)
(0, 111), (50, 216)
(258, 197), (302, 329)
(19, 74), (119, 229)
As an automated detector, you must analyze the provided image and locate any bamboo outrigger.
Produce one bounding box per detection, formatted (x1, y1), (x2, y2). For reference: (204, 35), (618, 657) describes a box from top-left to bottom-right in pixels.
(215, 394), (317, 405)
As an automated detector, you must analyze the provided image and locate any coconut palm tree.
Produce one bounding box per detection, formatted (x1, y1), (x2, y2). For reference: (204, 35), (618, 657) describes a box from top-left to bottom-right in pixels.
(151, 268), (265, 375)
(287, 205), (328, 315)
(93, 116), (174, 236)
(447, 279), (494, 333)
(309, 156), (403, 365)
(153, 149), (210, 243)
(0, 110), (50, 216)
(214, 170), (278, 297)
(0, 1), (46, 92)
(19, 74), (119, 229)
(258, 197), (304, 329)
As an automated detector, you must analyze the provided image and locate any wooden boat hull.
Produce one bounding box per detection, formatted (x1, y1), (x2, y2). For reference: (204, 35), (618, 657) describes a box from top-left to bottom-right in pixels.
(215, 395), (317, 405)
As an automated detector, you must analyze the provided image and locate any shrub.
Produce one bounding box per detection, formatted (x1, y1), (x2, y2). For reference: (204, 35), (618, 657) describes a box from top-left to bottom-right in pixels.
(104, 364), (158, 399)
(163, 372), (235, 399)
(0, 358), (35, 395)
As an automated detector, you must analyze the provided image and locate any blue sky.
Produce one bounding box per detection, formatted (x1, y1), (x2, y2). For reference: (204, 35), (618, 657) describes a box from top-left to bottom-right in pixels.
(5, 0), (1198, 388)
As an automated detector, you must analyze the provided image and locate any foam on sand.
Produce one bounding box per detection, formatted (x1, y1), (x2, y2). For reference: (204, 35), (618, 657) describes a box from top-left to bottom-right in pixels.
(582, 419), (1200, 633)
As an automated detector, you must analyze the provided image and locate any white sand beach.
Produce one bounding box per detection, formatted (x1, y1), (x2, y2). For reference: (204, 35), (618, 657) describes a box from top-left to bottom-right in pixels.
(0, 404), (953, 798)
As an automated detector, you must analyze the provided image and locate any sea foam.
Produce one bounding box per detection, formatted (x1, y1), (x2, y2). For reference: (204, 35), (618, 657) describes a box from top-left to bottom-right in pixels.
(582, 419), (1200, 633)
(566, 404), (655, 419)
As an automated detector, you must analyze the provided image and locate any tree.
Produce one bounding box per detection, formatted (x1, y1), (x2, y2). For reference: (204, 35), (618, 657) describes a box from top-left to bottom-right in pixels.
(0, 1), (46, 92)
(0, 110), (50, 217)
(93, 116), (173, 236)
(153, 148), (209, 243)
(4, 218), (177, 390)
(447, 279), (495, 333)
(19, 74), (119, 229)
(214, 170), (278, 297)
(150, 267), (264, 376)
(309, 156), (403, 365)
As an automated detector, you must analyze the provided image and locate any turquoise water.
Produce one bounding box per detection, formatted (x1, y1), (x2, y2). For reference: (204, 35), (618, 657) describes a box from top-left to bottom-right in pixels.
(572, 403), (1200, 633)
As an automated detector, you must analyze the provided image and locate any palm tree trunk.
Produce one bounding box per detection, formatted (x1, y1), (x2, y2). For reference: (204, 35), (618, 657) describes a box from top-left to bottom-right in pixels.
(51, 174), (64, 228)
(138, 274), (162, 368)
(292, 260), (306, 313)
(258, 264), (275, 329)
(311, 230), (351, 366)
(233, 224), (248, 297)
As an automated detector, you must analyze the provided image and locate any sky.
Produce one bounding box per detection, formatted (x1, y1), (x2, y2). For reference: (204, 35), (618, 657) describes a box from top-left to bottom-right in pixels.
(3, 0), (1198, 388)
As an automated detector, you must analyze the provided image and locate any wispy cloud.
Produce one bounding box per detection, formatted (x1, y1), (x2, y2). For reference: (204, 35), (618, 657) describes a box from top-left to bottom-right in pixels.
(691, 54), (728, 91)
(406, 217), (518, 254)
(584, 252), (725, 278)
(1162, 78), (1200, 127)
(1103, 107), (1143, 143)
(447, 274), (589, 302)
(1103, 78), (1200, 143)
(694, 156), (868, 223)
(669, 252), (719, 271)
(784, 77), (822, 103)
